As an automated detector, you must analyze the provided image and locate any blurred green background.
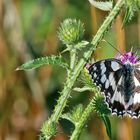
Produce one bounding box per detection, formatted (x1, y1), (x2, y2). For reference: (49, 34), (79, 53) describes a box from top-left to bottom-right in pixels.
(1, 0), (140, 140)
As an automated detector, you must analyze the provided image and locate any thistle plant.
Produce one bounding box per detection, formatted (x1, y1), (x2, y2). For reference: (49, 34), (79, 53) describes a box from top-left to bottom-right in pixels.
(17, 0), (140, 139)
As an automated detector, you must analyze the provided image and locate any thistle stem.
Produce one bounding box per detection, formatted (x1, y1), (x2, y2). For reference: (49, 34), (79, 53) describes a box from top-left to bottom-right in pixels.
(70, 98), (95, 140)
(70, 48), (77, 70)
(40, 0), (124, 139)
(69, 0), (125, 139)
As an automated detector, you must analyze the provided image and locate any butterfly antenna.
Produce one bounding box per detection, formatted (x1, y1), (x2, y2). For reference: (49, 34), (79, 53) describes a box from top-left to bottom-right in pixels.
(102, 39), (123, 55)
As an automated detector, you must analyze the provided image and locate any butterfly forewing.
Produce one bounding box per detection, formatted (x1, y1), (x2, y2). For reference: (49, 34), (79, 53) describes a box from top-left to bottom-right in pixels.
(89, 59), (124, 110)
(89, 59), (123, 93)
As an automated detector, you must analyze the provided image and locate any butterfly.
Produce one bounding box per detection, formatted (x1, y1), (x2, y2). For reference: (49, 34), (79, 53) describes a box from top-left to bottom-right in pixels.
(87, 50), (140, 118)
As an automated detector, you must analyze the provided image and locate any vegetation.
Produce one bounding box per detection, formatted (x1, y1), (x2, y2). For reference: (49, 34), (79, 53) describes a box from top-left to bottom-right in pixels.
(2, 0), (140, 140)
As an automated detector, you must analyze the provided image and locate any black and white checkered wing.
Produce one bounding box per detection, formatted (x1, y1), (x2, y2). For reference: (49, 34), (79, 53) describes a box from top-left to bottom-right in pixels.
(88, 59), (126, 115)
(127, 63), (140, 118)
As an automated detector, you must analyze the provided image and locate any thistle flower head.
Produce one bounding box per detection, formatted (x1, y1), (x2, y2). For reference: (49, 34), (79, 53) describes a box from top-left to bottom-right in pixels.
(58, 19), (84, 45)
(116, 48), (139, 64)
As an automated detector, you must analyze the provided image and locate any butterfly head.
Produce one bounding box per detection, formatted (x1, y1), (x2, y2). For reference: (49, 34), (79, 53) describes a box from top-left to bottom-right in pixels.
(116, 49), (139, 64)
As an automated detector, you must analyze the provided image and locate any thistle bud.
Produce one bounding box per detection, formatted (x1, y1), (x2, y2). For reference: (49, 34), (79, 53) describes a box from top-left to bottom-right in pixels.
(93, 95), (110, 116)
(58, 19), (84, 45)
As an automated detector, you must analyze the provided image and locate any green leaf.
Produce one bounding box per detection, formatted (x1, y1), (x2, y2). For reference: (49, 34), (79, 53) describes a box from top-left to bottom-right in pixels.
(73, 86), (95, 92)
(16, 55), (69, 70)
(101, 115), (112, 139)
(123, 0), (140, 25)
(88, 0), (113, 11)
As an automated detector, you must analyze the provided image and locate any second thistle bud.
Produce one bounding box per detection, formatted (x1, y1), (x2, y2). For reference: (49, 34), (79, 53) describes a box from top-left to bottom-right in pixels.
(93, 95), (111, 116)
(58, 19), (84, 45)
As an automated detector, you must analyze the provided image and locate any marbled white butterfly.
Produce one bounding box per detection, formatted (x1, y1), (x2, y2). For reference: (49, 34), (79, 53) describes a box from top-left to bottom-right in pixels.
(88, 50), (140, 118)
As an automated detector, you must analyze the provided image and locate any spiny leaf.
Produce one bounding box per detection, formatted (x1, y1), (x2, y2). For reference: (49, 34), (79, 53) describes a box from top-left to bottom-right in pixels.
(75, 67), (99, 93)
(123, 0), (140, 25)
(92, 94), (112, 139)
(88, 0), (113, 11)
(16, 55), (69, 70)
(101, 115), (112, 139)
(80, 67), (95, 88)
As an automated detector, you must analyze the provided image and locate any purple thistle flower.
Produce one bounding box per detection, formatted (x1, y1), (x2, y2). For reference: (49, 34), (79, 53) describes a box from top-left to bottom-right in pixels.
(116, 49), (139, 64)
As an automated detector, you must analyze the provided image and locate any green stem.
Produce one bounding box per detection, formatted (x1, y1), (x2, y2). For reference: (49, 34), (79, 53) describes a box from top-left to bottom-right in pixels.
(51, 72), (76, 122)
(70, 98), (95, 140)
(70, 49), (77, 70)
(40, 0), (124, 139)
(69, 1), (125, 139)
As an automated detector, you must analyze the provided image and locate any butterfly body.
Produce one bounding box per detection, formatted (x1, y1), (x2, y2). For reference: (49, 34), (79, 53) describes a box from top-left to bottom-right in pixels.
(88, 51), (140, 118)
(122, 63), (134, 103)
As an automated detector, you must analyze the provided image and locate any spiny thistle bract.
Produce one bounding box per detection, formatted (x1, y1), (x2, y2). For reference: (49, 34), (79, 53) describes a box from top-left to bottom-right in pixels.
(93, 95), (111, 116)
(40, 120), (57, 139)
(58, 19), (84, 45)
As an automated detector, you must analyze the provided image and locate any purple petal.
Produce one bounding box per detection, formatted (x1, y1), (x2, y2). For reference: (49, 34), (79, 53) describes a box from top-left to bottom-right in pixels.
(116, 49), (139, 64)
